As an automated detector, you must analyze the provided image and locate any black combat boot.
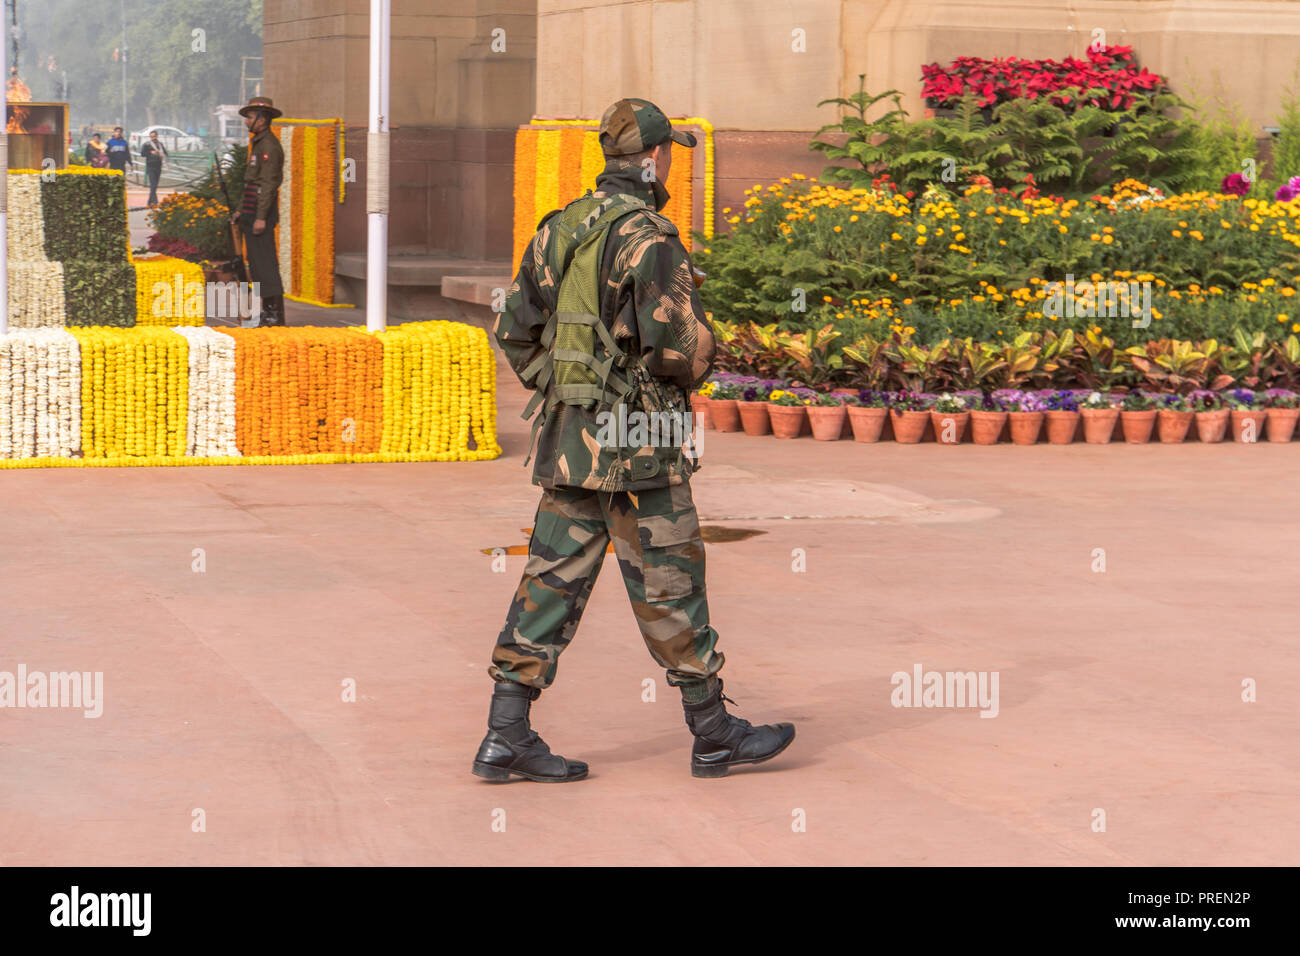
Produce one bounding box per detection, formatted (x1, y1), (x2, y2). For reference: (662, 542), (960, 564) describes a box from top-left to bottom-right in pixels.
(261, 295), (286, 326)
(471, 681), (589, 783)
(682, 679), (795, 778)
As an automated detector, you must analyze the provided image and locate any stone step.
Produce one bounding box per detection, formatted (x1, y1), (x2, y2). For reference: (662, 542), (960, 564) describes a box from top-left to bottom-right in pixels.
(440, 275), (512, 307)
(333, 253), (510, 286)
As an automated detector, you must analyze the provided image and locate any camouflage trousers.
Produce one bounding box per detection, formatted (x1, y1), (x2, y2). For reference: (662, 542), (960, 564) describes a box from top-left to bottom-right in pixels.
(489, 481), (725, 690)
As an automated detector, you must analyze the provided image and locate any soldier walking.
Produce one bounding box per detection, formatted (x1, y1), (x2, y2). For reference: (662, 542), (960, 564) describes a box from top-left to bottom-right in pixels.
(474, 98), (796, 782)
(230, 96), (286, 327)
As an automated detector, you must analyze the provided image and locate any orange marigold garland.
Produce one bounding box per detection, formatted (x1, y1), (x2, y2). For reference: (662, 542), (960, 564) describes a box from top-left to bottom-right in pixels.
(512, 129), (538, 268)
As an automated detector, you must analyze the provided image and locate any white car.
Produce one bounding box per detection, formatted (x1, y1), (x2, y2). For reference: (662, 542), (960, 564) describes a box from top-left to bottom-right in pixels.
(130, 125), (204, 154)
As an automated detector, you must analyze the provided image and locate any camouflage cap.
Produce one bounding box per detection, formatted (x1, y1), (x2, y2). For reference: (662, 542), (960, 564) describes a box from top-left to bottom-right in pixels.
(599, 98), (697, 156)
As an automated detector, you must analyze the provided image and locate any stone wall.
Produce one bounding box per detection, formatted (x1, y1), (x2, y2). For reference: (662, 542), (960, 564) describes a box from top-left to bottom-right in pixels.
(264, 0), (1300, 261)
(264, 0), (535, 258)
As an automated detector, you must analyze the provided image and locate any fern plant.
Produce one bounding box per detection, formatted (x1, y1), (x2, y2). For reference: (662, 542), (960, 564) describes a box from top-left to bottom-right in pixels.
(809, 75), (911, 187)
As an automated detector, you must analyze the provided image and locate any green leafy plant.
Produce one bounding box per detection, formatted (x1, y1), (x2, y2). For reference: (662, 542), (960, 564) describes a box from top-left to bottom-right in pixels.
(1121, 390), (1156, 410)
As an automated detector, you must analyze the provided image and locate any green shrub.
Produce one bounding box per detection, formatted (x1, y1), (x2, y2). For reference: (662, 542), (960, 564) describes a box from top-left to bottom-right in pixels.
(41, 174), (129, 263)
(62, 261), (136, 327)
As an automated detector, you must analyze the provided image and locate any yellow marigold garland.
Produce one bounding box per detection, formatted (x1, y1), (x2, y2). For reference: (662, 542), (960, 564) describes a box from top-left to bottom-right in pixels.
(533, 129), (562, 235)
(68, 327), (188, 459)
(132, 256), (205, 326)
(376, 321), (500, 461)
(300, 124), (319, 304)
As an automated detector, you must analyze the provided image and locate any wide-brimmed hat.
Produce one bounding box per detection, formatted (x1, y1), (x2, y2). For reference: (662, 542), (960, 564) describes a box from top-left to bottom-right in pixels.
(238, 96), (282, 119)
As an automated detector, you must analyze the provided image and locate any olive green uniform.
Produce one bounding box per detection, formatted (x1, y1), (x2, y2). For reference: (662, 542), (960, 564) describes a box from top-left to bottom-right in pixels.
(239, 126), (284, 299)
(490, 100), (721, 693)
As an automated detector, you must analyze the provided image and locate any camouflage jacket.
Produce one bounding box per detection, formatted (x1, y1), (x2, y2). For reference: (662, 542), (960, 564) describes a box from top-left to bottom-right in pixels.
(495, 158), (716, 491)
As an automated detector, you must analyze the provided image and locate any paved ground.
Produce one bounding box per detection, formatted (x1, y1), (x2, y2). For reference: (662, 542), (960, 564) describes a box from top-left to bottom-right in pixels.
(1, 303), (1297, 865)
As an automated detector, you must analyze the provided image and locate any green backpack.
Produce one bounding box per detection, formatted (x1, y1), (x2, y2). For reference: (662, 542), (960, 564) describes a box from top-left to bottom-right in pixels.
(519, 191), (652, 454)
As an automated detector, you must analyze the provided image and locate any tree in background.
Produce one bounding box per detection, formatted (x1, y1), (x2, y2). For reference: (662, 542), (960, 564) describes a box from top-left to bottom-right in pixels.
(19, 0), (261, 133)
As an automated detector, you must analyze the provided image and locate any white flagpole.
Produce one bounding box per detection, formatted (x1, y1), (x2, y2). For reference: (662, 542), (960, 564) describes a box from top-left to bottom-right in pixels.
(365, 0), (390, 332)
(1, 9), (9, 336)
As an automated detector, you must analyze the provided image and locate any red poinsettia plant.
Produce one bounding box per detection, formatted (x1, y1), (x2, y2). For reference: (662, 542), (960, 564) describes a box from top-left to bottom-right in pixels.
(922, 45), (1164, 112)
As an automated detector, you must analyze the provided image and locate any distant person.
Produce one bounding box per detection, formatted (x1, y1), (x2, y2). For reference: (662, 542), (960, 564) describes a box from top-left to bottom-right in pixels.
(85, 133), (108, 168)
(105, 126), (132, 175)
(140, 129), (168, 207)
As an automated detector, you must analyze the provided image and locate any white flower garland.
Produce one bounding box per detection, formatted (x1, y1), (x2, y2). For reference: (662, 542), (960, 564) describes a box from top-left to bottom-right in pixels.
(0, 328), (81, 459)
(6, 260), (67, 328)
(172, 326), (239, 457)
(279, 125), (294, 296)
(7, 174), (48, 262)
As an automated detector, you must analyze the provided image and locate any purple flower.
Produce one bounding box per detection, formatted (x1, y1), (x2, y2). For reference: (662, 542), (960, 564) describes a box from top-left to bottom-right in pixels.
(1045, 389), (1079, 411)
(1276, 183), (1299, 203)
(1221, 173), (1251, 196)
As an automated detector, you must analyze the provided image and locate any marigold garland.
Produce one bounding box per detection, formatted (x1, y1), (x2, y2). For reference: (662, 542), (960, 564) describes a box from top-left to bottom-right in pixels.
(512, 130), (539, 267)
(68, 327), (188, 459)
(376, 321), (500, 461)
(290, 129), (305, 299)
(132, 256), (206, 327)
(271, 118), (341, 306)
(0, 322), (497, 467)
(278, 124), (294, 296)
(300, 125), (319, 304)
(513, 117), (714, 264)
(221, 326), (384, 457)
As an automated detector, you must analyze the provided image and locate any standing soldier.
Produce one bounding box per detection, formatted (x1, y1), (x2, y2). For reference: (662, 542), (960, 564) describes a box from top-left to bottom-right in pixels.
(230, 96), (286, 327)
(473, 98), (796, 783)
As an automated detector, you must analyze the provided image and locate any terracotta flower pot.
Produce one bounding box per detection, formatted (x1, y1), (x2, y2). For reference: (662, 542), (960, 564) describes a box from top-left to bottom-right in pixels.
(1044, 410), (1080, 445)
(1194, 408), (1229, 443)
(767, 404), (806, 439)
(709, 398), (740, 433)
(1008, 411), (1043, 445)
(1081, 407), (1119, 444)
(807, 404), (847, 440)
(929, 409), (969, 445)
(1230, 408), (1267, 443)
(846, 405), (887, 443)
(969, 410), (1007, 445)
(690, 394), (711, 430)
(736, 400), (771, 436)
(1156, 408), (1193, 444)
(1266, 407), (1299, 442)
(1120, 409), (1157, 443)
(890, 409), (930, 444)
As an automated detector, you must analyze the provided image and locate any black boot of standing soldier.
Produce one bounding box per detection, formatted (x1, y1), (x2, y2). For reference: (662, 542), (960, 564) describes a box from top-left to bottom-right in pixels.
(681, 678), (796, 778)
(472, 681), (589, 782)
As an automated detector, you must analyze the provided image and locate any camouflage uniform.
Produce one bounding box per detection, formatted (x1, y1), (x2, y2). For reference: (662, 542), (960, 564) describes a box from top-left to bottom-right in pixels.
(490, 99), (722, 692)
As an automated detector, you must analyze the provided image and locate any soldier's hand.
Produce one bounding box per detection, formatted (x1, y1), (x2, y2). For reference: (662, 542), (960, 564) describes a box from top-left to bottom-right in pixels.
(252, 218), (266, 235)
(229, 213), (240, 225)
